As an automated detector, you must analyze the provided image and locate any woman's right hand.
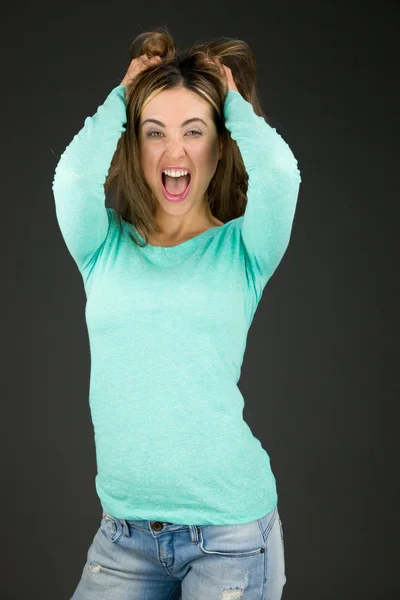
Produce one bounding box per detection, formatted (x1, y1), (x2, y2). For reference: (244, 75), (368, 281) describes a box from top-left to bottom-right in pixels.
(120, 54), (161, 86)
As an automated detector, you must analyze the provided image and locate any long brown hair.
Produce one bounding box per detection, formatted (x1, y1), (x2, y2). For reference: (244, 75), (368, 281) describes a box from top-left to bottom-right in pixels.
(105, 26), (270, 247)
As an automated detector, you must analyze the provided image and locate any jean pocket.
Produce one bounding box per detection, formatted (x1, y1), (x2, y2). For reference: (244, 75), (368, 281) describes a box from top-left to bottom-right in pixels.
(100, 511), (124, 544)
(257, 505), (279, 545)
(197, 521), (265, 558)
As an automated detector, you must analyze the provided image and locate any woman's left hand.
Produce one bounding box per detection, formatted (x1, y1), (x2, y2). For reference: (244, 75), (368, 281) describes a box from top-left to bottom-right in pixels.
(222, 64), (239, 93)
(206, 57), (239, 94)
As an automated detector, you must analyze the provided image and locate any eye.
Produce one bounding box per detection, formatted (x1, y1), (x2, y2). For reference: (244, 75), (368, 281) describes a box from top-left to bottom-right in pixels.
(147, 130), (202, 138)
(187, 130), (202, 136)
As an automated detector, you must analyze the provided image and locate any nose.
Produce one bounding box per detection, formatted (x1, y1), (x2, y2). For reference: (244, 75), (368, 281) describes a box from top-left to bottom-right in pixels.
(165, 149), (186, 161)
(164, 137), (188, 160)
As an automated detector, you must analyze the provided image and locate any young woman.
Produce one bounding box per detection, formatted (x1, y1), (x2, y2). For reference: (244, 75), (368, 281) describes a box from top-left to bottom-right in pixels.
(53, 26), (301, 600)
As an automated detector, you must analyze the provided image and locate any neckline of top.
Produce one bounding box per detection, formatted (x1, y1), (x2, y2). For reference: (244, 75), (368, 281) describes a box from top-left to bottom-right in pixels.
(134, 223), (226, 250)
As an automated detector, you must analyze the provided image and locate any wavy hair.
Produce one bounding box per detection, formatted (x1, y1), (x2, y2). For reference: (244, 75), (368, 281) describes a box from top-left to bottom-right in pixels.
(105, 26), (270, 247)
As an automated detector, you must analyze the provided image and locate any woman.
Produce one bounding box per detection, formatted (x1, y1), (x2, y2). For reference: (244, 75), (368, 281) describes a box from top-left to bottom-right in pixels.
(53, 26), (301, 600)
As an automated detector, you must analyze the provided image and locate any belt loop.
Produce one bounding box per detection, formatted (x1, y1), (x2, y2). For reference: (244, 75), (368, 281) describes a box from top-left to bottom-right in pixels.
(121, 519), (130, 537)
(189, 524), (200, 543)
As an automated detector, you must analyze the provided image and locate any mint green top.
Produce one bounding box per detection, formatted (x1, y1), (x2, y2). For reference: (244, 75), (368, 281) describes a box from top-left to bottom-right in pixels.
(52, 84), (301, 526)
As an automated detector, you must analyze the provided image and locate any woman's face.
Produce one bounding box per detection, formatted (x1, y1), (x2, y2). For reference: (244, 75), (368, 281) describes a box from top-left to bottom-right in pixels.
(138, 87), (222, 219)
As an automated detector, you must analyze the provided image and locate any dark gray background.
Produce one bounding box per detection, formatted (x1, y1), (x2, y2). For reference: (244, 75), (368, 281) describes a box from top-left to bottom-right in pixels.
(1, 1), (399, 599)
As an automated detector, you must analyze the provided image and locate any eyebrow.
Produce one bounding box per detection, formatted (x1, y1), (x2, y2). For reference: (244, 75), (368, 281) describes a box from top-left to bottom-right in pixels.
(141, 117), (208, 128)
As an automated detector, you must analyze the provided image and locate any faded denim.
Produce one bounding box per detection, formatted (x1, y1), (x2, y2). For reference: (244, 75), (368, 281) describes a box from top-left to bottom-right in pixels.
(71, 504), (286, 599)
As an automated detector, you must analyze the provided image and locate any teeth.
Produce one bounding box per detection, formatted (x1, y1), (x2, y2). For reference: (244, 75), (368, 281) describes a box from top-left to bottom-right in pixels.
(162, 169), (189, 177)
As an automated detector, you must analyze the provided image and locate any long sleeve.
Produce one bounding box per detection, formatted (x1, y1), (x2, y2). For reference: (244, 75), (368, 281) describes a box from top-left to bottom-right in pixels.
(223, 90), (301, 292)
(52, 85), (127, 273)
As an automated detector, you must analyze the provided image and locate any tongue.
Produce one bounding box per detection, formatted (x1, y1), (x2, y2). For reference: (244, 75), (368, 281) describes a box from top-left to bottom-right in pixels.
(164, 174), (190, 195)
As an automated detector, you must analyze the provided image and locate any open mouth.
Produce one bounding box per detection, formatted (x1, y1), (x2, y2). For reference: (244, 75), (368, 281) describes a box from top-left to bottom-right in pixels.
(161, 172), (192, 201)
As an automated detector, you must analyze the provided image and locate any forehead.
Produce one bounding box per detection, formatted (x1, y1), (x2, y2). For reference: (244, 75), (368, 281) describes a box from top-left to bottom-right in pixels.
(140, 88), (212, 124)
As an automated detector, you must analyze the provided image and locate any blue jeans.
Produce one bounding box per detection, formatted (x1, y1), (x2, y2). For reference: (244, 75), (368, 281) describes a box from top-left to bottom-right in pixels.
(71, 504), (286, 599)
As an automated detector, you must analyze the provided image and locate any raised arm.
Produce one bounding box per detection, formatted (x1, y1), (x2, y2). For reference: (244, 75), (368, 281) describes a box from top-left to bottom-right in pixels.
(51, 85), (127, 273)
(223, 90), (301, 295)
